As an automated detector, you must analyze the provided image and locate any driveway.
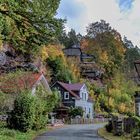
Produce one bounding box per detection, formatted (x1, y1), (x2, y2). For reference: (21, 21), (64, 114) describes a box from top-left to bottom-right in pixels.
(34, 124), (105, 140)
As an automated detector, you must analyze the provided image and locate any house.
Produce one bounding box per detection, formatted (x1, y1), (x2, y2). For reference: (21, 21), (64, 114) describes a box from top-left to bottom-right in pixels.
(52, 81), (94, 119)
(0, 72), (52, 95)
(63, 46), (82, 62)
(63, 45), (95, 63)
(134, 91), (140, 116)
(0, 72), (52, 111)
(63, 45), (103, 79)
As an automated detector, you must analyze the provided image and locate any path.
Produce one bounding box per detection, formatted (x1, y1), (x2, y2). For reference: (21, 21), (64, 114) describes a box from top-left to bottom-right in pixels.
(34, 124), (105, 140)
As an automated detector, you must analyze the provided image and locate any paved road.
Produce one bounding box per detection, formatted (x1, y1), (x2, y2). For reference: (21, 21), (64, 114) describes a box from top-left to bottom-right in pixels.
(34, 124), (105, 140)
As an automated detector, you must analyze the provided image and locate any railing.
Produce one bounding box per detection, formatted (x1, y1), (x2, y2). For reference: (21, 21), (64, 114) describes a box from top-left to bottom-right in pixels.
(69, 118), (108, 124)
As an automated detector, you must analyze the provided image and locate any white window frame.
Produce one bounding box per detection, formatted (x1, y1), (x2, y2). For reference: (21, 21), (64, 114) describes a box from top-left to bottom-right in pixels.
(64, 92), (69, 100)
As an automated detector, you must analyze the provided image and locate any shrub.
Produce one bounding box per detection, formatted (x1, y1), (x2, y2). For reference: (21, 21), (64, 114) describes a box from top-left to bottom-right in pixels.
(0, 128), (16, 138)
(132, 116), (140, 126)
(132, 116), (140, 135)
(33, 98), (47, 130)
(105, 120), (113, 132)
(8, 91), (36, 132)
(8, 89), (59, 132)
(68, 107), (84, 118)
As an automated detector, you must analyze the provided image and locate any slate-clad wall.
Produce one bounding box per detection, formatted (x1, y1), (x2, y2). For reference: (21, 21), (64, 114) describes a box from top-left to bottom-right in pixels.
(52, 83), (75, 107)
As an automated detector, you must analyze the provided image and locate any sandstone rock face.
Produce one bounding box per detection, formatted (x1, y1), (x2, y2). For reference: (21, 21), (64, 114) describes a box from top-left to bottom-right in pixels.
(0, 44), (39, 74)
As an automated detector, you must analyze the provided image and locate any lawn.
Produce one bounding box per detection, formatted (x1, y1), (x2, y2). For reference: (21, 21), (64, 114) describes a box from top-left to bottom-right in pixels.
(98, 127), (131, 140)
(0, 122), (49, 140)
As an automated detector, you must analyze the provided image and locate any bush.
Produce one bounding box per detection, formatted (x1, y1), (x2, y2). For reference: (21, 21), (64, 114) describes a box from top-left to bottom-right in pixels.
(33, 98), (47, 130)
(132, 116), (140, 136)
(8, 89), (59, 132)
(0, 128), (16, 138)
(132, 116), (140, 126)
(8, 91), (36, 132)
(68, 107), (84, 118)
(105, 120), (113, 133)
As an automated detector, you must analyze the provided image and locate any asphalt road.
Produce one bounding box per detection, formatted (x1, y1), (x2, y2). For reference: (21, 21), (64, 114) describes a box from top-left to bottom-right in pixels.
(34, 124), (105, 140)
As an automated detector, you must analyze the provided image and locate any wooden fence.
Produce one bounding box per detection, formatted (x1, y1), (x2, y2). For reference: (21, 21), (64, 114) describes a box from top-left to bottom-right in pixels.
(69, 118), (108, 124)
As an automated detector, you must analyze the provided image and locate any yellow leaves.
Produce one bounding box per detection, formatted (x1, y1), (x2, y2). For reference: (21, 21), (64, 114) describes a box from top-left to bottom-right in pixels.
(108, 97), (114, 108)
(39, 44), (81, 82)
(66, 57), (81, 82)
(0, 43), (2, 51)
(0, 35), (3, 51)
(80, 38), (89, 52)
(118, 103), (126, 113)
(40, 44), (64, 61)
(40, 46), (49, 61)
(100, 51), (109, 64)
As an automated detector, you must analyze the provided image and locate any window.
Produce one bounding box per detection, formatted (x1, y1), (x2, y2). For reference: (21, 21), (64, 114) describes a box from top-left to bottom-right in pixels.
(64, 92), (69, 99)
(82, 92), (84, 100)
(89, 108), (91, 114)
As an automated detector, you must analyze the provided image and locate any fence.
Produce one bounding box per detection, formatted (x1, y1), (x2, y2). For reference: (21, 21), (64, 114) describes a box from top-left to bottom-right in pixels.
(124, 117), (135, 133)
(69, 118), (108, 124)
(110, 116), (139, 136)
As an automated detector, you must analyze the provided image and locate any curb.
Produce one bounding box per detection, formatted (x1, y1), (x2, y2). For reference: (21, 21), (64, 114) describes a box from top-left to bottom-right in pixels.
(97, 128), (109, 140)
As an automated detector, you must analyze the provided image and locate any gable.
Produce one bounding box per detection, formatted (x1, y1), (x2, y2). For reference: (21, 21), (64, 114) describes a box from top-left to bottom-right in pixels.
(52, 82), (80, 100)
(80, 84), (88, 93)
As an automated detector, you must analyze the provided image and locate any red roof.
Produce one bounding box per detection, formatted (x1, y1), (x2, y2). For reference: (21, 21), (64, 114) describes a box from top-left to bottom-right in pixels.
(58, 82), (84, 91)
(0, 72), (42, 93)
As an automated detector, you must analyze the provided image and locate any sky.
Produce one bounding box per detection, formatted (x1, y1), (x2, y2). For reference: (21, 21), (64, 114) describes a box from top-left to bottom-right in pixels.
(57, 0), (140, 47)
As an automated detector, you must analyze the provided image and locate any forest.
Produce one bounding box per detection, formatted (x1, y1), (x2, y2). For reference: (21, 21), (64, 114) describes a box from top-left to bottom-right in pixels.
(0, 1), (140, 136)
(0, 0), (140, 116)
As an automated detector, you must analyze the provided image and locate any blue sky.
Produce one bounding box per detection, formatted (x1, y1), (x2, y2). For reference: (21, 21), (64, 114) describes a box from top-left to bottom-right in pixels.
(57, 0), (85, 19)
(118, 0), (134, 11)
(57, 0), (140, 46)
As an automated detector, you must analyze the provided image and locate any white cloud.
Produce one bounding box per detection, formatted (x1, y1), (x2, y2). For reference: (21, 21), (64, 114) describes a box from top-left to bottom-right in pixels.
(58, 0), (140, 47)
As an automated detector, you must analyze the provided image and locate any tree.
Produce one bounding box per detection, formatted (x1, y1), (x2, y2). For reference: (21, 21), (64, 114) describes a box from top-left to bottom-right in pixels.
(82, 22), (125, 78)
(86, 20), (121, 41)
(0, 0), (63, 56)
(125, 47), (140, 71)
(59, 29), (82, 48)
(42, 44), (79, 83)
(123, 36), (135, 48)
(123, 37), (140, 73)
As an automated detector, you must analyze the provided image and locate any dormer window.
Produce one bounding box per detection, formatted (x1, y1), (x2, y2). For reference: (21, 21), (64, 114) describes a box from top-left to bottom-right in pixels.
(64, 92), (69, 99)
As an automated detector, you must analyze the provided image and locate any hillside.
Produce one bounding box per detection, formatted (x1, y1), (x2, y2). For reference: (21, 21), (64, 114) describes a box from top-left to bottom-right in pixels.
(0, 1), (140, 116)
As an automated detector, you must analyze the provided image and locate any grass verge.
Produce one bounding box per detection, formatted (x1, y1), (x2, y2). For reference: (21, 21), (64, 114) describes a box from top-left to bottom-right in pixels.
(98, 127), (131, 140)
(0, 122), (50, 140)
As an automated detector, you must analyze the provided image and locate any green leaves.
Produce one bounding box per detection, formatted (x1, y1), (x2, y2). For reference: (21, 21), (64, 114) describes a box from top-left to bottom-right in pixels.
(69, 107), (84, 118)
(8, 88), (59, 132)
(0, 0), (63, 56)
(8, 91), (36, 132)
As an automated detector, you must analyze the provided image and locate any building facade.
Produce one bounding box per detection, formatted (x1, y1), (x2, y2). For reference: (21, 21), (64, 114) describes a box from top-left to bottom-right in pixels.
(52, 82), (94, 118)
